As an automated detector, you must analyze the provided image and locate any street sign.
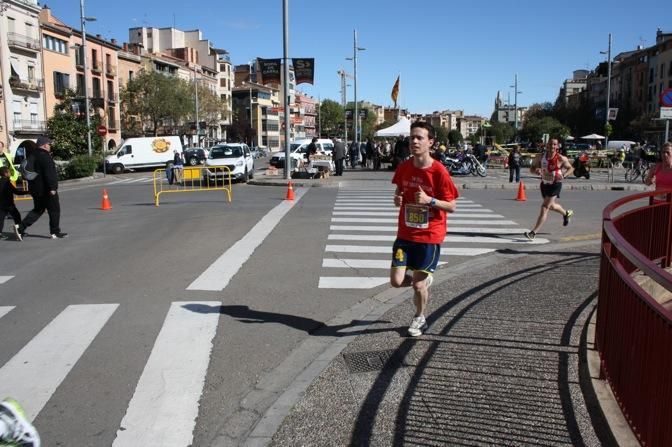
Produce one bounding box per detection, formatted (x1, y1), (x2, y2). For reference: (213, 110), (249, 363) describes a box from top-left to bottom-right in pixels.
(660, 107), (672, 119)
(97, 125), (107, 136)
(660, 88), (672, 107)
(542, 133), (549, 144)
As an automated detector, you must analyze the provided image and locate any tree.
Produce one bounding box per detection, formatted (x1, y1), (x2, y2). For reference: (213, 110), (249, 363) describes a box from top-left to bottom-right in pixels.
(121, 70), (192, 136)
(46, 89), (103, 160)
(519, 116), (570, 143)
(319, 99), (344, 137)
(434, 126), (449, 144)
(487, 122), (515, 144)
(448, 130), (463, 145)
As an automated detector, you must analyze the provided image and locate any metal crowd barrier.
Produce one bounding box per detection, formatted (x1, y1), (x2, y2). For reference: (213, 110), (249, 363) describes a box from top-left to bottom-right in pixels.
(152, 165), (232, 207)
(13, 180), (30, 201)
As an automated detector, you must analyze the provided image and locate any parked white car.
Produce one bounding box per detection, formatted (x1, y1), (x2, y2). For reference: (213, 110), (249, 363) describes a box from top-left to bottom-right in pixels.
(204, 143), (254, 182)
(269, 138), (334, 168)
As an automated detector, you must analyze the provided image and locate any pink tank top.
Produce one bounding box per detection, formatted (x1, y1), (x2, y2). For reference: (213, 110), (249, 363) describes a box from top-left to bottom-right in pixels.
(655, 164), (672, 191)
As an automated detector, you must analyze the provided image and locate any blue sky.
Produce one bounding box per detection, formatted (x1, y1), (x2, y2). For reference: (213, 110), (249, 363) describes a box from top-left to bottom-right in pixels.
(53, 0), (667, 117)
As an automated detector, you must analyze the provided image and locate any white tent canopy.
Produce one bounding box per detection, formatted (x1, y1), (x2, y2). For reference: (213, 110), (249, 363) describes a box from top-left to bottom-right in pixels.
(375, 117), (411, 137)
(581, 133), (605, 140)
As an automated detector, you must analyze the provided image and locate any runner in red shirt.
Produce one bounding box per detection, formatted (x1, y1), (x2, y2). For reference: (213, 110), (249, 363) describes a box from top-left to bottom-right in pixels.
(390, 121), (459, 336)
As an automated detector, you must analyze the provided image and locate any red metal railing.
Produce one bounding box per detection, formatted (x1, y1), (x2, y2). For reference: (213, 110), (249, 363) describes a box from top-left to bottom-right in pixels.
(596, 190), (672, 446)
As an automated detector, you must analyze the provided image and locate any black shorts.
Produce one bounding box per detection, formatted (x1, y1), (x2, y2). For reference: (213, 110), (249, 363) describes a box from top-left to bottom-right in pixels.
(540, 182), (562, 198)
(391, 239), (441, 274)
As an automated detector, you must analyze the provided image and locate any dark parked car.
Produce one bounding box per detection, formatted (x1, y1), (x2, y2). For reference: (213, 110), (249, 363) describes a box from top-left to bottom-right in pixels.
(184, 147), (208, 166)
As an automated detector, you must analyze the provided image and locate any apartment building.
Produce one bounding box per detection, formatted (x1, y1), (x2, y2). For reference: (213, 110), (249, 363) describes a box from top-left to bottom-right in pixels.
(128, 26), (232, 143)
(457, 115), (485, 139)
(0, 0), (46, 152)
(232, 82), (280, 150)
(295, 93), (317, 138)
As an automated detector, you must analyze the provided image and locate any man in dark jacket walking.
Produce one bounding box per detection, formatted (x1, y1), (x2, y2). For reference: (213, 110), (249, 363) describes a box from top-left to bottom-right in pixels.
(14, 136), (67, 240)
(332, 138), (346, 176)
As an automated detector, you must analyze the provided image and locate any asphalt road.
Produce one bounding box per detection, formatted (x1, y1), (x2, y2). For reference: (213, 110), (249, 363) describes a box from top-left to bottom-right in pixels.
(0, 168), (632, 446)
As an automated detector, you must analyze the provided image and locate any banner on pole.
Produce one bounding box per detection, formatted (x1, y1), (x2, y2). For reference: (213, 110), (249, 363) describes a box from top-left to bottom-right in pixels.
(608, 108), (619, 120)
(292, 58), (314, 85)
(258, 59), (282, 84)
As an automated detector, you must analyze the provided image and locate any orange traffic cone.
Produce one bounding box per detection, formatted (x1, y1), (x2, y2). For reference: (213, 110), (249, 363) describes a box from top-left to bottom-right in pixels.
(101, 189), (112, 210)
(515, 181), (527, 202)
(285, 181), (295, 201)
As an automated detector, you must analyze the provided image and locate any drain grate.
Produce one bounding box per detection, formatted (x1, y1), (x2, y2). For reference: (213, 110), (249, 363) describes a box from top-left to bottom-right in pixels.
(343, 349), (402, 374)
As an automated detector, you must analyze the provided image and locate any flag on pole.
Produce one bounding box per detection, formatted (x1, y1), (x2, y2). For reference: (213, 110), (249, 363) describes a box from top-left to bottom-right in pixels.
(391, 75), (400, 108)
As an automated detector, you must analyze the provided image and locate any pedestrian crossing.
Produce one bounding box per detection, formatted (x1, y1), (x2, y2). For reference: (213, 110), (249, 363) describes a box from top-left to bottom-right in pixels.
(0, 301), (220, 446)
(102, 176), (155, 186)
(318, 188), (548, 289)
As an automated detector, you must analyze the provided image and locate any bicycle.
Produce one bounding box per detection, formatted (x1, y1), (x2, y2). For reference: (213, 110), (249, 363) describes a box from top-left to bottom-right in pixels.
(625, 159), (649, 183)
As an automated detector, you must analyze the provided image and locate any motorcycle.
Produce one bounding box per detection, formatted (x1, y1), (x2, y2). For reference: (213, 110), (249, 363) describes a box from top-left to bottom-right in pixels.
(573, 152), (591, 179)
(443, 152), (486, 177)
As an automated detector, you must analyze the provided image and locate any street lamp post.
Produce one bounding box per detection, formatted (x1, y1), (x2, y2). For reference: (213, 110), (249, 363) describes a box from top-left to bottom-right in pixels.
(194, 69), (199, 146)
(352, 30), (365, 149)
(248, 61), (254, 147)
(282, 0), (290, 179)
(79, 0), (96, 156)
(510, 74), (522, 133)
(601, 33), (612, 149)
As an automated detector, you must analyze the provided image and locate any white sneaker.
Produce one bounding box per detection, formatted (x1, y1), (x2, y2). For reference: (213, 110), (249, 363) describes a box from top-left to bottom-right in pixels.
(0, 398), (41, 447)
(408, 315), (427, 337)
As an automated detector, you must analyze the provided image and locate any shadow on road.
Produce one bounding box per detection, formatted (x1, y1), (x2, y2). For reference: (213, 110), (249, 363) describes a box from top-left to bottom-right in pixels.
(182, 303), (398, 337)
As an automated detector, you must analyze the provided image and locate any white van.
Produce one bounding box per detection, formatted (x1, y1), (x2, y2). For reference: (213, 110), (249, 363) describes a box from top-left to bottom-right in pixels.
(269, 138), (334, 168)
(607, 140), (636, 151)
(105, 136), (184, 174)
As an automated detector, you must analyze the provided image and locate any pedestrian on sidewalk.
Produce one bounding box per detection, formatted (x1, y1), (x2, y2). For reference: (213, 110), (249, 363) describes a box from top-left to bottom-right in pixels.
(14, 136), (68, 240)
(508, 146), (521, 183)
(390, 121), (458, 337)
(0, 166), (30, 239)
(333, 137), (346, 176)
(524, 138), (574, 241)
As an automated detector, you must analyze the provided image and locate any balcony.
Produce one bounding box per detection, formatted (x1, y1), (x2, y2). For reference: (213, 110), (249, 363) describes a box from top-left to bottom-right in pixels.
(9, 77), (44, 93)
(91, 59), (103, 73)
(107, 92), (118, 103)
(106, 64), (117, 77)
(12, 120), (47, 133)
(7, 32), (41, 52)
(107, 119), (120, 131)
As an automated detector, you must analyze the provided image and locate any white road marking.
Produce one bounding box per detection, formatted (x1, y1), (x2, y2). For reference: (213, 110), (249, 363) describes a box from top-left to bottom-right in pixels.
(0, 304), (118, 420)
(325, 245), (495, 256)
(330, 225), (397, 232)
(0, 276), (14, 284)
(332, 217), (516, 225)
(329, 225), (529, 234)
(333, 204), (484, 211)
(113, 301), (220, 447)
(0, 306), (14, 319)
(322, 258), (446, 269)
(328, 234), (548, 244)
(318, 277), (389, 289)
(332, 211), (500, 217)
(105, 179), (135, 185)
(187, 188), (307, 291)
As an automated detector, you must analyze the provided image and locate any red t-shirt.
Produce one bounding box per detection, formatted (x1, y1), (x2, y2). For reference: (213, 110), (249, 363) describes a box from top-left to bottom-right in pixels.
(392, 159), (459, 244)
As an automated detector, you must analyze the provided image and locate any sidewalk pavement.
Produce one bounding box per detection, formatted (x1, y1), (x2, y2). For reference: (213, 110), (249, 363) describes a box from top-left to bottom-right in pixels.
(249, 165), (650, 192)
(247, 243), (624, 446)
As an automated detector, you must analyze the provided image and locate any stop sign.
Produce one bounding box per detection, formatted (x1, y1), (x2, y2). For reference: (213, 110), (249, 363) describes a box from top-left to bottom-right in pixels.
(97, 125), (107, 136)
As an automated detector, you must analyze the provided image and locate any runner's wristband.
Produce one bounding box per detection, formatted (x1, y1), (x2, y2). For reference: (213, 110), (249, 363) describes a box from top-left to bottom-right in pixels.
(430, 197), (437, 207)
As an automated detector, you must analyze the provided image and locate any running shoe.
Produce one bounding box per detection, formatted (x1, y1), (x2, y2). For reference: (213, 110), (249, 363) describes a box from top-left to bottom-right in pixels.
(563, 210), (574, 227)
(50, 232), (68, 239)
(0, 398), (41, 447)
(13, 225), (23, 242)
(524, 231), (536, 241)
(408, 315), (427, 337)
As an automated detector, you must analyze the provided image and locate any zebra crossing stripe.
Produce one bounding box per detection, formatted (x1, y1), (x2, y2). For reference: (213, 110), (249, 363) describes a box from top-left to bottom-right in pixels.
(322, 258), (447, 269)
(328, 234), (547, 244)
(105, 179), (135, 185)
(113, 301), (220, 447)
(0, 276), (14, 284)
(332, 217), (517, 225)
(325, 245), (494, 256)
(329, 226), (529, 235)
(332, 211), (501, 217)
(0, 306), (14, 319)
(318, 277), (389, 289)
(330, 225), (397, 232)
(0, 304), (118, 420)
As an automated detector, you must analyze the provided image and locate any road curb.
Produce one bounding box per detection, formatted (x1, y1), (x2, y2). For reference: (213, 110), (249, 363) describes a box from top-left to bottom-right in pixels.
(237, 239), (602, 446)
